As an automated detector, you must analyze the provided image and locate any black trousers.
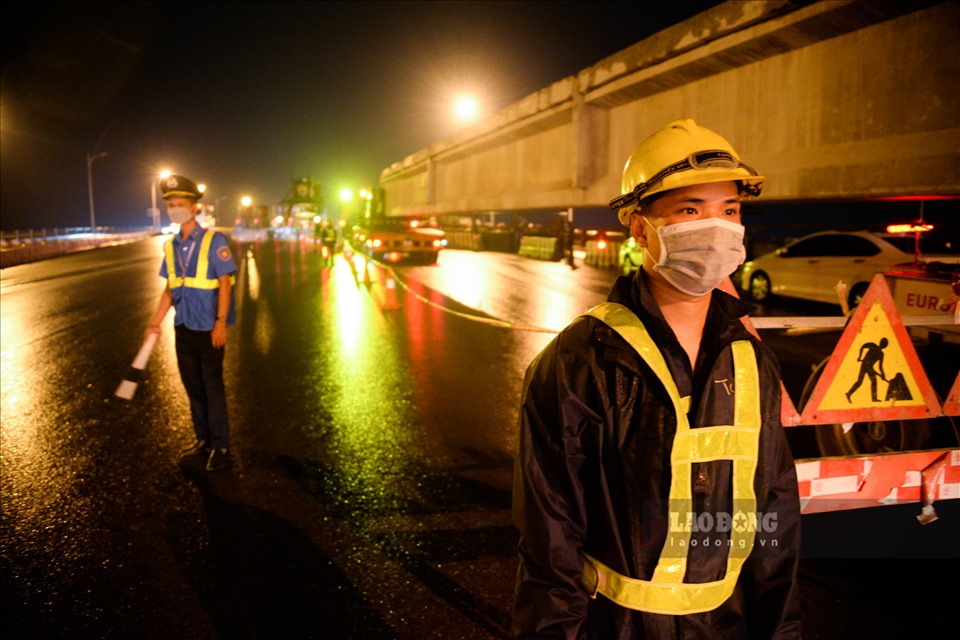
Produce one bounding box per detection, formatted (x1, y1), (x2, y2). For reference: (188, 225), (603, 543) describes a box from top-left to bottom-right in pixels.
(175, 325), (230, 449)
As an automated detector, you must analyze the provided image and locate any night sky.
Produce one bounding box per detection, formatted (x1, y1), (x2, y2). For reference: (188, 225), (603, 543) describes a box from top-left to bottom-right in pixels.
(1, 1), (722, 231)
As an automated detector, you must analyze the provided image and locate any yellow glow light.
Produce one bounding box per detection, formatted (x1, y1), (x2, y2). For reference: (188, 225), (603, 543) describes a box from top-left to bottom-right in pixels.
(454, 96), (478, 121)
(887, 223), (933, 234)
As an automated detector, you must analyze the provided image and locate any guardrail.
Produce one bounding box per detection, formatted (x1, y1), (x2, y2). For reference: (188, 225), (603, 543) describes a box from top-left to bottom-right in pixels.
(0, 227), (158, 269)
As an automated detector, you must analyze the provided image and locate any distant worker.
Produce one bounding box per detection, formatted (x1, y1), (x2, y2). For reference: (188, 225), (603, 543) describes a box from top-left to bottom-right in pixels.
(563, 212), (577, 270)
(512, 119), (802, 638)
(320, 220), (337, 267)
(145, 174), (238, 472)
(846, 337), (889, 403)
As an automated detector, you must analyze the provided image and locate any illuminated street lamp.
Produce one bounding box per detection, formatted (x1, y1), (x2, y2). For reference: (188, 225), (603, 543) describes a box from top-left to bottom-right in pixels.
(454, 95), (478, 122)
(240, 196), (253, 227)
(86, 150), (108, 230)
(339, 188), (359, 225)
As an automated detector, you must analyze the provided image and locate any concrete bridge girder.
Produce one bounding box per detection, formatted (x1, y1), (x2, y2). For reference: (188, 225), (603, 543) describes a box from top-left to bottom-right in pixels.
(380, 0), (959, 217)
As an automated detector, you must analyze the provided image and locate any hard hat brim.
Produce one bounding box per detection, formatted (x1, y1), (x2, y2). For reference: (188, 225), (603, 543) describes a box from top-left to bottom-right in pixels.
(616, 171), (765, 226)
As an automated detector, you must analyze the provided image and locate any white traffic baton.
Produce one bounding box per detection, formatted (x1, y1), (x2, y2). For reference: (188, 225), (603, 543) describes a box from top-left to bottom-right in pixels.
(114, 332), (159, 400)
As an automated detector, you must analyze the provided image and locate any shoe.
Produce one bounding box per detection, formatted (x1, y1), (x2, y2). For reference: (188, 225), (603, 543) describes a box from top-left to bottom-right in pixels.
(181, 440), (209, 456)
(206, 448), (231, 472)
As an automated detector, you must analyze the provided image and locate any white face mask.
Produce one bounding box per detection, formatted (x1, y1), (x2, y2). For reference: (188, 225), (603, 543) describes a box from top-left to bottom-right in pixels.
(167, 206), (194, 225)
(647, 217), (746, 296)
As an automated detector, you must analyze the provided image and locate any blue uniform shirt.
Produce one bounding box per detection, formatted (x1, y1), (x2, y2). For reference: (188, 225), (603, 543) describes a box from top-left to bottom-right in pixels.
(159, 226), (238, 331)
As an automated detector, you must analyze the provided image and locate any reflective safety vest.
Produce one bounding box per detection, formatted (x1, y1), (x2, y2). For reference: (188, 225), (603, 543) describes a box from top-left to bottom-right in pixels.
(579, 302), (762, 615)
(164, 230), (235, 290)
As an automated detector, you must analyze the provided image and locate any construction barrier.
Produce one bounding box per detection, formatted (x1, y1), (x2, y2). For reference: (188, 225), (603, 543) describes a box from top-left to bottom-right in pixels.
(797, 449), (959, 518)
(584, 239), (622, 269)
(480, 230), (520, 253)
(425, 229), (521, 253)
(518, 235), (562, 261)
(443, 231), (483, 251)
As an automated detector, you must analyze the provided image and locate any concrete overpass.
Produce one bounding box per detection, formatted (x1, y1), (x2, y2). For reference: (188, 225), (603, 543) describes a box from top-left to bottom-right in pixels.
(379, 0), (959, 218)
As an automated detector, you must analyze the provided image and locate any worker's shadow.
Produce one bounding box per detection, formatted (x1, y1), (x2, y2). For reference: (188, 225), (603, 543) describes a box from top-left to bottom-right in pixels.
(171, 459), (396, 639)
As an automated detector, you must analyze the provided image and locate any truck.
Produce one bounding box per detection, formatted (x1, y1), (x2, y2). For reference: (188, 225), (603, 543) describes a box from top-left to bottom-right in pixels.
(351, 217), (447, 265)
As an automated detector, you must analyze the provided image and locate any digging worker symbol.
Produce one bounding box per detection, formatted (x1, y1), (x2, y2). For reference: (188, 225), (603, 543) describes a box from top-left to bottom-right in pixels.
(845, 337), (904, 403)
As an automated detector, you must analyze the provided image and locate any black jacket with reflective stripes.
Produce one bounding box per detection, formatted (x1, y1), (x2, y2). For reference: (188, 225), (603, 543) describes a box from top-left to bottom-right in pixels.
(512, 272), (802, 639)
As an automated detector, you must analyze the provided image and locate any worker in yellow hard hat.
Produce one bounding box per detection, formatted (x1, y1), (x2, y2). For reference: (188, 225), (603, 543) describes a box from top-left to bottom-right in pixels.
(512, 119), (802, 638)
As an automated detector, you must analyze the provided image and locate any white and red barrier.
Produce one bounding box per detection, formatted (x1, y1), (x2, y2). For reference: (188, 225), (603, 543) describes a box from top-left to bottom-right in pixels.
(797, 449), (960, 518)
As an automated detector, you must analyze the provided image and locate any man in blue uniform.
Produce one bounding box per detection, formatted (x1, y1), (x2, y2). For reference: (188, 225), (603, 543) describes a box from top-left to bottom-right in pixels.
(145, 174), (238, 472)
(512, 120), (802, 638)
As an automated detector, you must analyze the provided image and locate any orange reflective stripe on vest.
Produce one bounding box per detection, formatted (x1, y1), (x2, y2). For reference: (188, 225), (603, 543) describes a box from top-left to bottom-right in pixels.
(581, 301), (761, 615)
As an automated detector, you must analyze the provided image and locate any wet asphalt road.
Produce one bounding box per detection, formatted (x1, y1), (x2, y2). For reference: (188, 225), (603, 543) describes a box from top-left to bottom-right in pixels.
(1, 235), (956, 639)
(1, 236), (548, 639)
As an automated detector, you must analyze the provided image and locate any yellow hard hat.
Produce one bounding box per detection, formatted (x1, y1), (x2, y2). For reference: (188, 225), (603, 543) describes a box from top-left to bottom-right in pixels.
(609, 118), (764, 225)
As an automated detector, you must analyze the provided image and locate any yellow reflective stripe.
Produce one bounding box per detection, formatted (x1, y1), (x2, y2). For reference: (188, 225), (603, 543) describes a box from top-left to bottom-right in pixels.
(585, 304), (693, 584)
(164, 238), (181, 288)
(655, 456), (691, 584)
(672, 426), (760, 463)
(164, 230), (235, 289)
(728, 341), (761, 567)
(733, 341), (760, 432)
(580, 303), (762, 613)
(584, 303), (687, 424)
(183, 230), (215, 288)
(582, 552), (740, 615)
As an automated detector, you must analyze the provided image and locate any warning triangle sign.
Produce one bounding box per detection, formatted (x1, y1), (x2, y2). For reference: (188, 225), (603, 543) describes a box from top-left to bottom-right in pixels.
(944, 372), (960, 416)
(780, 381), (802, 427)
(799, 274), (941, 425)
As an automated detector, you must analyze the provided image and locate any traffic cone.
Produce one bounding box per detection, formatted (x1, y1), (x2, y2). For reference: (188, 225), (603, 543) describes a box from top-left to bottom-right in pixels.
(381, 270), (401, 310)
(362, 257), (372, 285)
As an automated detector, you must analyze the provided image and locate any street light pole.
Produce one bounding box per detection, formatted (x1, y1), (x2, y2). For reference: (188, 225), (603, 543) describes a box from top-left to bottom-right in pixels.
(214, 196), (226, 225)
(86, 151), (108, 230)
(150, 177), (159, 230)
(150, 171), (171, 230)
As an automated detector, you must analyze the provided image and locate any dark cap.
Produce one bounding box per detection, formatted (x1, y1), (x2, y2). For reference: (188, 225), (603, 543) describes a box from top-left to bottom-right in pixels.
(160, 174), (203, 200)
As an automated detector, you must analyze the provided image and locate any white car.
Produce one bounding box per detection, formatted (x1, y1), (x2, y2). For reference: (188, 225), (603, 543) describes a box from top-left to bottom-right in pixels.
(736, 229), (959, 308)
